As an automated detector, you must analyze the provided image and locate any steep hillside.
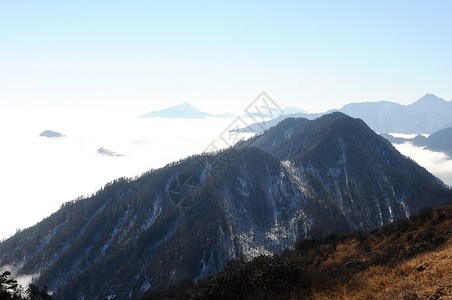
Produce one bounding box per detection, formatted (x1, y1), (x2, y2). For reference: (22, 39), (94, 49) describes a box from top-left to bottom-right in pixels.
(241, 113), (447, 227)
(146, 202), (452, 299)
(0, 113), (450, 299)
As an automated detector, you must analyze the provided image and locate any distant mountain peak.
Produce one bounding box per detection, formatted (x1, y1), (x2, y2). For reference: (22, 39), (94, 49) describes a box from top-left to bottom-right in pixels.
(414, 93), (446, 104)
(139, 102), (232, 119)
(236, 93), (452, 135)
(174, 102), (196, 109)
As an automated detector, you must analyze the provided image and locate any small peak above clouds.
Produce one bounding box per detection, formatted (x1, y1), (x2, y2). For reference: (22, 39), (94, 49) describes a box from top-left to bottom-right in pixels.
(39, 130), (64, 138)
(411, 93), (448, 106)
(97, 147), (124, 157)
(138, 102), (233, 119)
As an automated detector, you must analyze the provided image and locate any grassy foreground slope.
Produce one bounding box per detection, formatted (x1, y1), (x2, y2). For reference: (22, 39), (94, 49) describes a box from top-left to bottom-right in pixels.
(316, 239), (452, 299)
(143, 197), (452, 299)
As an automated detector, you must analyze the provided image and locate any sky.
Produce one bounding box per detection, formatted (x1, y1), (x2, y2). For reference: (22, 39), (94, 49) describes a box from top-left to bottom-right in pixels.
(1, 1), (452, 238)
(1, 1), (452, 114)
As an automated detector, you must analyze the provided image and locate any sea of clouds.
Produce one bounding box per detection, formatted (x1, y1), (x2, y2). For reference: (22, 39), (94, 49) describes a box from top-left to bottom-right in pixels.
(0, 106), (451, 240)
(394, 142), (452, 188)
(0, 105), (255, 239)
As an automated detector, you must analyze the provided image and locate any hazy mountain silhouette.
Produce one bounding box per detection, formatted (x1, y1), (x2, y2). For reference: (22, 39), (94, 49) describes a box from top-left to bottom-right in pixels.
(422, 126), (452, 156)
(235, 94), (452, 134)
(39, 130), (64, 138)
(97, 147), (124, 157)
(382, 126), (452, 158)
(139, 103), (233, 119)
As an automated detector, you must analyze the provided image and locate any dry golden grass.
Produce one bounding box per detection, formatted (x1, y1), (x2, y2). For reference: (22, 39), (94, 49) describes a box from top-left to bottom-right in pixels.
(324, 240), (360, 264)
(145, 205), (452, 299)
(312, 239), (452, 299)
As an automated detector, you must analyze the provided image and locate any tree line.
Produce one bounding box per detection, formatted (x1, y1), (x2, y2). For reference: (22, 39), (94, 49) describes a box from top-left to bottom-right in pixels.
(0, 271), (52, 300)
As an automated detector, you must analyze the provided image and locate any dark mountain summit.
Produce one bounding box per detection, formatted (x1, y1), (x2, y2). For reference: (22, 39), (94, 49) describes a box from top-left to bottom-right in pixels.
(240, 113), (447, 228)
(1, 113), (450, 299)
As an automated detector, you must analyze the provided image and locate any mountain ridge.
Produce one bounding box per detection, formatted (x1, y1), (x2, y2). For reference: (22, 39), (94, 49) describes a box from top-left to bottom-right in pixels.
(1, 112), (450, 299)
(235, 94), (452, 134)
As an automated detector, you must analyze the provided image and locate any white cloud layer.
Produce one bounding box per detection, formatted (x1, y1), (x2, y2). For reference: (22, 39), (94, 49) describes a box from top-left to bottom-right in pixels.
(0, 105), (255, 239)
(0, 104), (450, 240)
(394, 142), (452, 187)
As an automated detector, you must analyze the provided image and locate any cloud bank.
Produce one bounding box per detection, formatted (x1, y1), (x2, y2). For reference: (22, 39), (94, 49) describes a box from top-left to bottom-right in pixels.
(394, 142), (452, 187)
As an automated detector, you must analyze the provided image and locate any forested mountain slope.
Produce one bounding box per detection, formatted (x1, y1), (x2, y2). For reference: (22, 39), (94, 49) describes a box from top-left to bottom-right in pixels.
(146, 202), (452, 299)
(0, 113), (450, 299)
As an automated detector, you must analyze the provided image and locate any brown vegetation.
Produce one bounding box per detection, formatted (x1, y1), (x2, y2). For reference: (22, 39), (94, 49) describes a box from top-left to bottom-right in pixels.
(313, 240), (452, 299)
(142, 204), (452, 299)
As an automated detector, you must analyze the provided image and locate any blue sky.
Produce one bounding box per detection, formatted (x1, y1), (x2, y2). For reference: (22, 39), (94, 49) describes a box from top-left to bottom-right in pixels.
(1, 0), (451, 113)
